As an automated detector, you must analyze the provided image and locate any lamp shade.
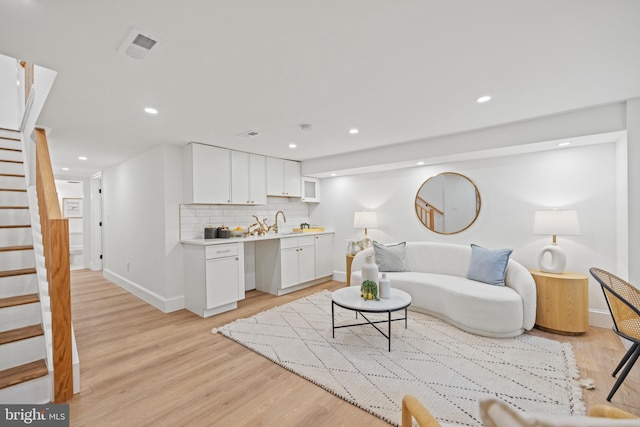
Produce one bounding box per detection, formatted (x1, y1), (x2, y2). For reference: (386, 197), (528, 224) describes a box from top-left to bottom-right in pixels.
(353, 211), (377, 229)
(533, 210), (580, 236)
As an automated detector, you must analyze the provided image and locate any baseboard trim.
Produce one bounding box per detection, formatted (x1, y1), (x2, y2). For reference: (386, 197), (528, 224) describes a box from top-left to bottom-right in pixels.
(103, 269), (184, 313)
(333, 271), (346, 283)
(589, 308), (613, 329)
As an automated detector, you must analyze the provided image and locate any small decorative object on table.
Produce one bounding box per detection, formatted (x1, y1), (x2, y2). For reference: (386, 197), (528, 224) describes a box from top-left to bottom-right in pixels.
(300, 222), (310, 229)
(361, 280), (379, 300)
(379, 273), (391, 299)
(361, 255), (379, 282)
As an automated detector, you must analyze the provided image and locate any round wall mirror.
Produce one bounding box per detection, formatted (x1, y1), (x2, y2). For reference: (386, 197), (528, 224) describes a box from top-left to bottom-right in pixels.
(415, 172), (481, 234)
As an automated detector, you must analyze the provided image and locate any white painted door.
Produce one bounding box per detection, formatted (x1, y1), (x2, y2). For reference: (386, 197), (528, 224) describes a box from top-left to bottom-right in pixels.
(191, 144), (231, 204)
(314, 234), (333, 278)
(283, 160), (301, 197)
(297, 244), (316, 283)
(280, 247), (299, 289)
(231, 150), (250, 204)
(249, 153), (267, 205)
(205, 256), (240, 309)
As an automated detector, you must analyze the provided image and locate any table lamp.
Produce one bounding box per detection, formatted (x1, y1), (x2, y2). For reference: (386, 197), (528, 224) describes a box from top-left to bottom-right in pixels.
(533, 209), (580, 273)
(354, 211), (377, 248)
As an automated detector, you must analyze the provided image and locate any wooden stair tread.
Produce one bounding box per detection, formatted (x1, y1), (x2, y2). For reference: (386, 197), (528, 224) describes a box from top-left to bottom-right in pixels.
(0, 325), (44, 345)
(0, 245), (34, 252)
(0, 293), (39, 309)
(0, 359), (48, 390)
(0, 188), (27, 192)
(0, 159), (23, 164)
(0, 224), (31, 229)
(0, 173), (25, 177)
(0, 137), (20, 143)
(0, 268), (36, 278)
(0, 147), (21, 152)
(0, 206), (29, 209)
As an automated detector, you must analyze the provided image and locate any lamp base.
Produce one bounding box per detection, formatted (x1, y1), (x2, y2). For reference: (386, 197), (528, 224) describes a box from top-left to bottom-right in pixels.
(538, 244), (567, 274)
(361, 235), (373, 249)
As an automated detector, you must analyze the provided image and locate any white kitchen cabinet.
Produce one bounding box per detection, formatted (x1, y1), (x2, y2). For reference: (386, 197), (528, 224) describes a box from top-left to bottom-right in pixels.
(231, 151), (267, 205)
(280, 236), (315, 289)
(314, 233), (333, 278)
(184, 143), (231, 204)
(255, 233), (334, 296)
(183, 242), (245, 317)
(301, 176), (320, 203)
(266, 157), (301, 197)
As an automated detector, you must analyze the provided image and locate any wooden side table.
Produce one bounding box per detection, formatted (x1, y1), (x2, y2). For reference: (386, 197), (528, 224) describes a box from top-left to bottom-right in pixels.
(530, 270), (589, 335)
(346, 255), (354, 287)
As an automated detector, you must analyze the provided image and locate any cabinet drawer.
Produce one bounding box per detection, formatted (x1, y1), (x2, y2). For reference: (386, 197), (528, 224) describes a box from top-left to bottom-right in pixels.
(280, 237), (300, 249)
(297, 236), (314, 247)
(205, 243), (238, 259)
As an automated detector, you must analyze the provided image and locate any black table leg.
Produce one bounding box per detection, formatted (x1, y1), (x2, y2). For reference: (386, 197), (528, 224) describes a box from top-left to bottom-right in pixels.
(388, 310), (391, 352)
(332, 301), (335, 338)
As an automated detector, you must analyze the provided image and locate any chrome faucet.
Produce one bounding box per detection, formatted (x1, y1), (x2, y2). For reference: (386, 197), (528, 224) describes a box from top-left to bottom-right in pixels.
(274, 210), (287, 233)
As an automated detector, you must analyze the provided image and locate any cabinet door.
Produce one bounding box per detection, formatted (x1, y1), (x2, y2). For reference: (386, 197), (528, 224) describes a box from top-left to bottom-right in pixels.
(280, 247), (299, 289)
(249, 153), (267, 205)
(206, 256), (240, 308)
(283, 160), (301, 197)
(314, 234), (333, 278)
(190, 144), (231, 204)
(266, 157), (284, 196)
(297, 244), (316, 283)
(231, 151), (250, 204)
(301, 177), (319, 202)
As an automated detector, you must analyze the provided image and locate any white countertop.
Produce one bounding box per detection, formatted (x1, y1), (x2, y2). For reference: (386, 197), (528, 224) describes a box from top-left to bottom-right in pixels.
(181, 230), (334, 246)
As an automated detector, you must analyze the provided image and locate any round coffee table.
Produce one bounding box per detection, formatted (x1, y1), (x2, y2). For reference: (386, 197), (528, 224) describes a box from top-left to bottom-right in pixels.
(331, 286), (412, 352)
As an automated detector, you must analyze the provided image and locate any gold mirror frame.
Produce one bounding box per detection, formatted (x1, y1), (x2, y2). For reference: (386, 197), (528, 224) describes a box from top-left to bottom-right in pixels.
(415, 172), (481, 234)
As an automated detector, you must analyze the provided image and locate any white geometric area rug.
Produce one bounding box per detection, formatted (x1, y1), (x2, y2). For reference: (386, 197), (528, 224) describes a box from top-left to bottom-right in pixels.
(214, 290), (585, 426)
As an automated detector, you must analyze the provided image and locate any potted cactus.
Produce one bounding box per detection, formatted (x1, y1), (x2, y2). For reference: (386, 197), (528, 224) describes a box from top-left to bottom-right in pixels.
(360, 280), (379, 301)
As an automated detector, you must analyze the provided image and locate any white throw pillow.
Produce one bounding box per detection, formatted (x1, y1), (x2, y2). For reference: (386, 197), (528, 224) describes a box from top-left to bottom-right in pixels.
(479, 397), (640, 427)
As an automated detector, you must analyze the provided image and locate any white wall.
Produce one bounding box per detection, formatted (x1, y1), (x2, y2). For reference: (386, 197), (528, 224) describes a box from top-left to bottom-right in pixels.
(102, 145), (184, 312)
(0, 54), (19, 130)
(311, 142), (620, 324)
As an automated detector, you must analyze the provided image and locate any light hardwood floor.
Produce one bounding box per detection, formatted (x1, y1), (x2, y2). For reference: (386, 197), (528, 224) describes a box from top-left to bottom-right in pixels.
(68, 270), (639, 426)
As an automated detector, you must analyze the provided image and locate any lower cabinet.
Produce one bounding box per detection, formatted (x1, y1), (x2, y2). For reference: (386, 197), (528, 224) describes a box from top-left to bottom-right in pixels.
(281, 236), (315, 289)
(256, 233), (334, 295)
(184, 242), (245, 317)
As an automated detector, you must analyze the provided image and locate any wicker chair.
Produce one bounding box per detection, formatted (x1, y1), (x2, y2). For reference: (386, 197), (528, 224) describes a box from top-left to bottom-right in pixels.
(589, 267), (640, 401)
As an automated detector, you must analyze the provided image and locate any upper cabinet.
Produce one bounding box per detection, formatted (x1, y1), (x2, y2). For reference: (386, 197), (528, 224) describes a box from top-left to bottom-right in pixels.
(184, 143), (231, 204)
(231, 151), (267, 205)
(266, 157), (301, 197)
(301, 177), (320, 203)
(184, 143), (266, 205)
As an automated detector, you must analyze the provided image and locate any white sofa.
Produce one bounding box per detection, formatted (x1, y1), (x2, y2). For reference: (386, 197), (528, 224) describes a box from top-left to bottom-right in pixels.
(350, 242), (536, 338)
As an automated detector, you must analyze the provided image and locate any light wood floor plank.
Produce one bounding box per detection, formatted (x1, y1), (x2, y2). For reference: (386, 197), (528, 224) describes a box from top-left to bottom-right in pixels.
(67, 270), (640, 426)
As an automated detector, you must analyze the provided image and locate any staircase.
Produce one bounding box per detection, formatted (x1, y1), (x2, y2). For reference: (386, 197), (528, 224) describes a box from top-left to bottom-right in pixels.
(0, 128), (51, 403)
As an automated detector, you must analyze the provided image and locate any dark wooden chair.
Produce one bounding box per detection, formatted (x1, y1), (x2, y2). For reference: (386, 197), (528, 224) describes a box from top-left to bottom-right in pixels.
(589, 267), (640, 401)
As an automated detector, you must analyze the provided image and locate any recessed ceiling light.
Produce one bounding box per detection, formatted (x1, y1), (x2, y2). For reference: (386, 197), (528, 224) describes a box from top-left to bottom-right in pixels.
(330, 173), (337, 177)
(349, 128), (359, 135)
(417, 161), (425, 166)
(78, 156), (88, 161)
(62, 167), (70, 171)
(558, 142), (571, 147)
(476, 95), (491, 103)
(144, 107), (158, 114)
(16, 80), (20, 86)
(289, 144), (297, 149)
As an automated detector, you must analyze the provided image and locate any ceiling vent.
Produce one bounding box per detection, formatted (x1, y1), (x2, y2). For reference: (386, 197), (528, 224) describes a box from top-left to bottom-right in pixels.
(237, 130), (260, 138)
(118, 27), (160, 60)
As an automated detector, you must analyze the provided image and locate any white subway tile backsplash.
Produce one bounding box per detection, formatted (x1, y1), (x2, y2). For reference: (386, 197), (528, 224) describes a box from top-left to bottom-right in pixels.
(179, 200), (311, 240)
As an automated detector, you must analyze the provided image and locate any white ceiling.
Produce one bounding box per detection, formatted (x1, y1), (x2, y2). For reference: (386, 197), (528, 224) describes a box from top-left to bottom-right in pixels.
(1, 1), (639, 177)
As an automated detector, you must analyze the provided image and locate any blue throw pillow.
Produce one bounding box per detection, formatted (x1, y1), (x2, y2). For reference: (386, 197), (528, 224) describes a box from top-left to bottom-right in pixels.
(466, 244), (512, 286)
